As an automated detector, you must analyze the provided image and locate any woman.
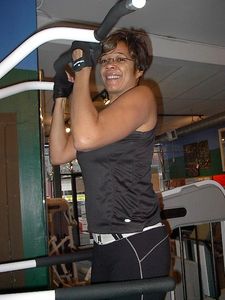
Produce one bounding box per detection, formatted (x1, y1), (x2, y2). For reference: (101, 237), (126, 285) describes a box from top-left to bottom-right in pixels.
(50, 28), (171, 299)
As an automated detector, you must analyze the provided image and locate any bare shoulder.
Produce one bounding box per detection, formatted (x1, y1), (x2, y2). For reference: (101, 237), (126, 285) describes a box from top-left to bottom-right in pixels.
(128, 84), (156, 110)
(136, 84), (155, 99)
(134, 85), (157, 131)
(113, 84), (156, 116)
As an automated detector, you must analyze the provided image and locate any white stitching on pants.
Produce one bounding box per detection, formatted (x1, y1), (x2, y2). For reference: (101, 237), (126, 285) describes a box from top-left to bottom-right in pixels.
(126, 234), (169, 266)
(125, 234), (169, 278)
(125, 234), (169, 300)
(124, 238), (144, 300)
(126, 238), (143, 278)
(141, 234), (169, 262)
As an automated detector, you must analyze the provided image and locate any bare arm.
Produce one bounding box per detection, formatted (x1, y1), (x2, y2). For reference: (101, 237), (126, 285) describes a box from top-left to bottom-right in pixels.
(70, 65), (100, 150)
(49, 98), (76, 165)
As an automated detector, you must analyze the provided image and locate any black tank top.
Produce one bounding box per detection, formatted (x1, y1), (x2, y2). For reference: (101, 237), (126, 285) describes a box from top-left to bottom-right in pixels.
(77, 129), (161, 234)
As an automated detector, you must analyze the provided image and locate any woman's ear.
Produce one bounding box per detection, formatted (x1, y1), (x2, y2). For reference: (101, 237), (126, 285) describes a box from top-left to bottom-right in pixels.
(135, 69), (144, 80)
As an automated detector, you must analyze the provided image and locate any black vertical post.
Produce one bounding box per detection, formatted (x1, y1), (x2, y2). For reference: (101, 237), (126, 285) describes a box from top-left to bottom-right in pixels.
(52, 165), (63, 238)
(53, 165), (62, 198)
(194, 226), (204, 300)
(71, 173), (80, 246)
(179, 227), (187, 300)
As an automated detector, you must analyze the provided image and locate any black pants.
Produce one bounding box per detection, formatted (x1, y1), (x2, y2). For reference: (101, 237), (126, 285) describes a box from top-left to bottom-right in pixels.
(91, 225), (171, 300)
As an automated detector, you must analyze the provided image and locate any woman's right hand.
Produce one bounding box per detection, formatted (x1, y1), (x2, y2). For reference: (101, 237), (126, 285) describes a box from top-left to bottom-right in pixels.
(71, 41), (101, 72)
(53, 69), (74, 100)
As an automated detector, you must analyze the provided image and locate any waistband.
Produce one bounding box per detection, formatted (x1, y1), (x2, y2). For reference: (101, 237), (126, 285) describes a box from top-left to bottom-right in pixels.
(92, 222), (164, 245)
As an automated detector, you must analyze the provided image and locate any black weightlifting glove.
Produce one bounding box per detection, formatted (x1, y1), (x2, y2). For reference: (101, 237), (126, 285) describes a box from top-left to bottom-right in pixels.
(71, 41), (101, 72)
(53, 69), (73, 100)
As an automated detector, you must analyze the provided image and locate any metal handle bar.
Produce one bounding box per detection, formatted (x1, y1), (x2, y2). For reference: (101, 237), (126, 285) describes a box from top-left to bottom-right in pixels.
(0, 277), (175, 299)
(94, 0), (145, 41)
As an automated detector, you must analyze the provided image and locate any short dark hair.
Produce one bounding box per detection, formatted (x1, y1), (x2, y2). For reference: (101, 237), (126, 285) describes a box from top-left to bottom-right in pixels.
(101, 28), (152, 74)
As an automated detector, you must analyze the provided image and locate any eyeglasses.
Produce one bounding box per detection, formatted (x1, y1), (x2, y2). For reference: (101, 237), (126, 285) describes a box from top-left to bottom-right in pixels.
(98, 56), (134, 67)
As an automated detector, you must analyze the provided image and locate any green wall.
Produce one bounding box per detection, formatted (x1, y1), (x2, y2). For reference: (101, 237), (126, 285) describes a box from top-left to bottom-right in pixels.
(0, 69), (48, 288)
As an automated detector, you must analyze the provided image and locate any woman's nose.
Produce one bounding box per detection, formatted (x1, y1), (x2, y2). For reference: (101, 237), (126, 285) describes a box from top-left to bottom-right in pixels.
(105, 61), (116, 68)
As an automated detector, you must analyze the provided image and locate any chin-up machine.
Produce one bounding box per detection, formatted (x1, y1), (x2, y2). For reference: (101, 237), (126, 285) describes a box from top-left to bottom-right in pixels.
(2, 0), (224, 299)
(0, 0), (176, 298)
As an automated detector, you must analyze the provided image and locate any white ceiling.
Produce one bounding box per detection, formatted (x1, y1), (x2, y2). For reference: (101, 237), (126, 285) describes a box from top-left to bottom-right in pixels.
(37, 0), (225, 136)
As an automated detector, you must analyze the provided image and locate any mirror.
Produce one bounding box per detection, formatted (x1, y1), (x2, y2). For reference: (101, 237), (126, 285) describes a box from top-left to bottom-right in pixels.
(219, 128), (225, 172)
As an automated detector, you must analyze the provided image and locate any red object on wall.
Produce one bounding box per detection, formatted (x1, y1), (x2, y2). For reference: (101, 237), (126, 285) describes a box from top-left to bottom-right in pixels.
(212, 174), (225, 187)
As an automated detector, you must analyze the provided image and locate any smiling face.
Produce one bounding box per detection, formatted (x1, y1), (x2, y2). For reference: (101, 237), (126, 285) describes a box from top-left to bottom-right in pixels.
(99, 42), (143, 102)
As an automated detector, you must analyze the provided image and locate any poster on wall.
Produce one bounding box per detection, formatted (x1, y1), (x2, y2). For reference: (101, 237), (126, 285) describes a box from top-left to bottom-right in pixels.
(183, 140), (211, 177)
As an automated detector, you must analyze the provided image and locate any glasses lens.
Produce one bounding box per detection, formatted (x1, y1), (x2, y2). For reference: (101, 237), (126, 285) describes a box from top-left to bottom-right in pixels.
(99, 56), (132, 66)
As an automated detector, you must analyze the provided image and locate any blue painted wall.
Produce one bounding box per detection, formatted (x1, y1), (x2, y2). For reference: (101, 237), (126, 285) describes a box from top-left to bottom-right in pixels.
(0, 0), (37, 70)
